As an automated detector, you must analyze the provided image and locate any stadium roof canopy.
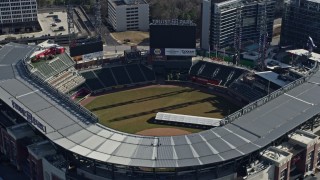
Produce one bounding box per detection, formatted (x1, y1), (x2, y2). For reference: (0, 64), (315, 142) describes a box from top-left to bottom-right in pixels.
(255, 71), (290, 87)
(155, 112), (222, 127)
(0, 43), (320, 168)
(287, 49), (320, 62)
(265, 59), (291, 70)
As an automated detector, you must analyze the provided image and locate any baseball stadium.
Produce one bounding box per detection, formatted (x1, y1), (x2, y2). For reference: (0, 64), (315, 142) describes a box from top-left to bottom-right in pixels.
(1, 42), (320, 180)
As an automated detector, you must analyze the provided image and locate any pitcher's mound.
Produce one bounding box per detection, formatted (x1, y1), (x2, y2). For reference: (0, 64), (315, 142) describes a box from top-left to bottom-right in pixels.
(136, 128), (191, 136)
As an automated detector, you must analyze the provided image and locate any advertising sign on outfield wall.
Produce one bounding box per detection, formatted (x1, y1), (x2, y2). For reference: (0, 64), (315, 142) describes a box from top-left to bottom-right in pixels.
(164, 48), (196, 56)
(82, 51), (103, 62)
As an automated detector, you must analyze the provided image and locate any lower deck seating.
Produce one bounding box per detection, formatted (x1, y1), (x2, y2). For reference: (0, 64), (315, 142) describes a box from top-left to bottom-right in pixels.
(126, 64), (146, 83)
(79, 64), (156, 92)
(110, 66), (132, 85)
(190, 61), (245, 87)
(140, 65), (156, 81)
(81, 71), (105, 91)
(94, 68), (117, 87)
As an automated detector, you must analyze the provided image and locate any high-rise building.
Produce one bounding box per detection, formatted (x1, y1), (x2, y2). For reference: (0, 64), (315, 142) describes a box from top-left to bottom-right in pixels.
(0, 0), (38, 34)
(281, 0), (320, 52)
(107, 0), (149, 31)
(201, 0), (275, 50)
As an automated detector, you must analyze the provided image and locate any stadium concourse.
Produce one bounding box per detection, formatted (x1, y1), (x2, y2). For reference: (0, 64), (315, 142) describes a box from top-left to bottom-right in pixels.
(0, 43), (320, 179)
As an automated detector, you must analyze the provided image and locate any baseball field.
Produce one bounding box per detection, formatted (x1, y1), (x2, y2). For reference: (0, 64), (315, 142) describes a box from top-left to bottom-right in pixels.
(84, 85), (239, 135)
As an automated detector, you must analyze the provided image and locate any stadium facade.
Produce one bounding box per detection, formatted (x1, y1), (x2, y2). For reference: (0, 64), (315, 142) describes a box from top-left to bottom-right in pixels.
(0, 0), (39, 34)
(280, 0), (320, 52)
(201, 0), (275, 50)
(0, 43), (320, 179)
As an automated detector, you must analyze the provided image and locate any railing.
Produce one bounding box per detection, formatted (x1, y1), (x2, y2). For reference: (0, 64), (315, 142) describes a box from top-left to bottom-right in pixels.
(221, 62), (319, 125)
(19, 58), (98, 124)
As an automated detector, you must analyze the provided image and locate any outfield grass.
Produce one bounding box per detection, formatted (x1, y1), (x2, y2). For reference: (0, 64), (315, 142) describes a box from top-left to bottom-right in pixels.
(85, 86), (239, 134)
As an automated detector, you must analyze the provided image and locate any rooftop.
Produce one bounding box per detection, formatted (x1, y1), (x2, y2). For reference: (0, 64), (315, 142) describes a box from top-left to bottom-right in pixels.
(276, 142), (304, 156)
(289, 130), (318, 147)
(246, 161), (271, 178)
(255, 71), (290, 87)
(287, 49), (320, 62)
(155, 112), (222, 127)
(112, 0), (147, 6)
(0, 43), (36, 65)
(28, 140), (56, 160)
(265, 59), (292, 70)
(7, 123), (35, 140)
(262, 147), (292, 166)
(263, 148), (289, 162)
(20, 135), (44, 147)
(306, 0), (320, 4)
(45, 154), (68, 170)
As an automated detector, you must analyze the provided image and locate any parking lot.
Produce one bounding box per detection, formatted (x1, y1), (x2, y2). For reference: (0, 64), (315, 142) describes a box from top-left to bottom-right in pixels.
(0, 10), (80, 41)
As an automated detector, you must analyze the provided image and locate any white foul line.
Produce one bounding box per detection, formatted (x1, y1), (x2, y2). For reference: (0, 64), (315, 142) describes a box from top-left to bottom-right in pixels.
(284, 93), (314, 106)
(16, 89), (40, 99)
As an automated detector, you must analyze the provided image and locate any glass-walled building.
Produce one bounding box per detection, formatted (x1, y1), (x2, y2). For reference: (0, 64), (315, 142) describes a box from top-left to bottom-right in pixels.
(201, 0), (275, 50)
(280, 0), (320, 52)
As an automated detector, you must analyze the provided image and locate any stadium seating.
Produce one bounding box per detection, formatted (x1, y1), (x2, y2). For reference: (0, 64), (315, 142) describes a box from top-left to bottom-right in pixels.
(190, 61), (245, 87)
(37, 63), (57, 79)
(229, 83), (265, 102)
(189, 61), (203, 75)
(44, 68), (86, 94)
(49, 58), (67, 73)
(33, 70), (45, 80)
(139, 65), (156, 81)
(125, 64), (146, 83)
(29, 53), (75, 81)
(59, 53), (75, 67)
(49, 71), (72, 86)
(110, 66), (132, 85)
(81, 71), (105, 91)
(79, 64), (156, 92)
(94, 68), (117, 87)
(226, 69), (244, 86)
(57, 75), (85, 93)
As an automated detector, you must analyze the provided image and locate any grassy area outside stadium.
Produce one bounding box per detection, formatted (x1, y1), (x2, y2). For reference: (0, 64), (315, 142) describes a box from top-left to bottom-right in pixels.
(84, 85), (239, 134)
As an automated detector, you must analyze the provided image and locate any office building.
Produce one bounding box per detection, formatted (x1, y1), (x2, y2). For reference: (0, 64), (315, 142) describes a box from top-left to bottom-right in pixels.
(201, 0), (275, 50)
(0, 0), (38, 34)
(107, 0), (149, 31)
(281, 0), (320, 52)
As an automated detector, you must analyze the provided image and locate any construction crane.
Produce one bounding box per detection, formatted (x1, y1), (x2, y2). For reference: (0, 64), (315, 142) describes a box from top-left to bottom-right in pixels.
(67, 0), (102, 48)
(233, 4), (242, 65)
(94, 0), (102, 39)
(67, 4), (76, 47)
(256, 2), (269, 71)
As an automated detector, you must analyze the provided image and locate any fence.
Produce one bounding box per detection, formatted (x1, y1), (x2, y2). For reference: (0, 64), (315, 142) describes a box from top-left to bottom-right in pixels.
(221, 62), (319, 125)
